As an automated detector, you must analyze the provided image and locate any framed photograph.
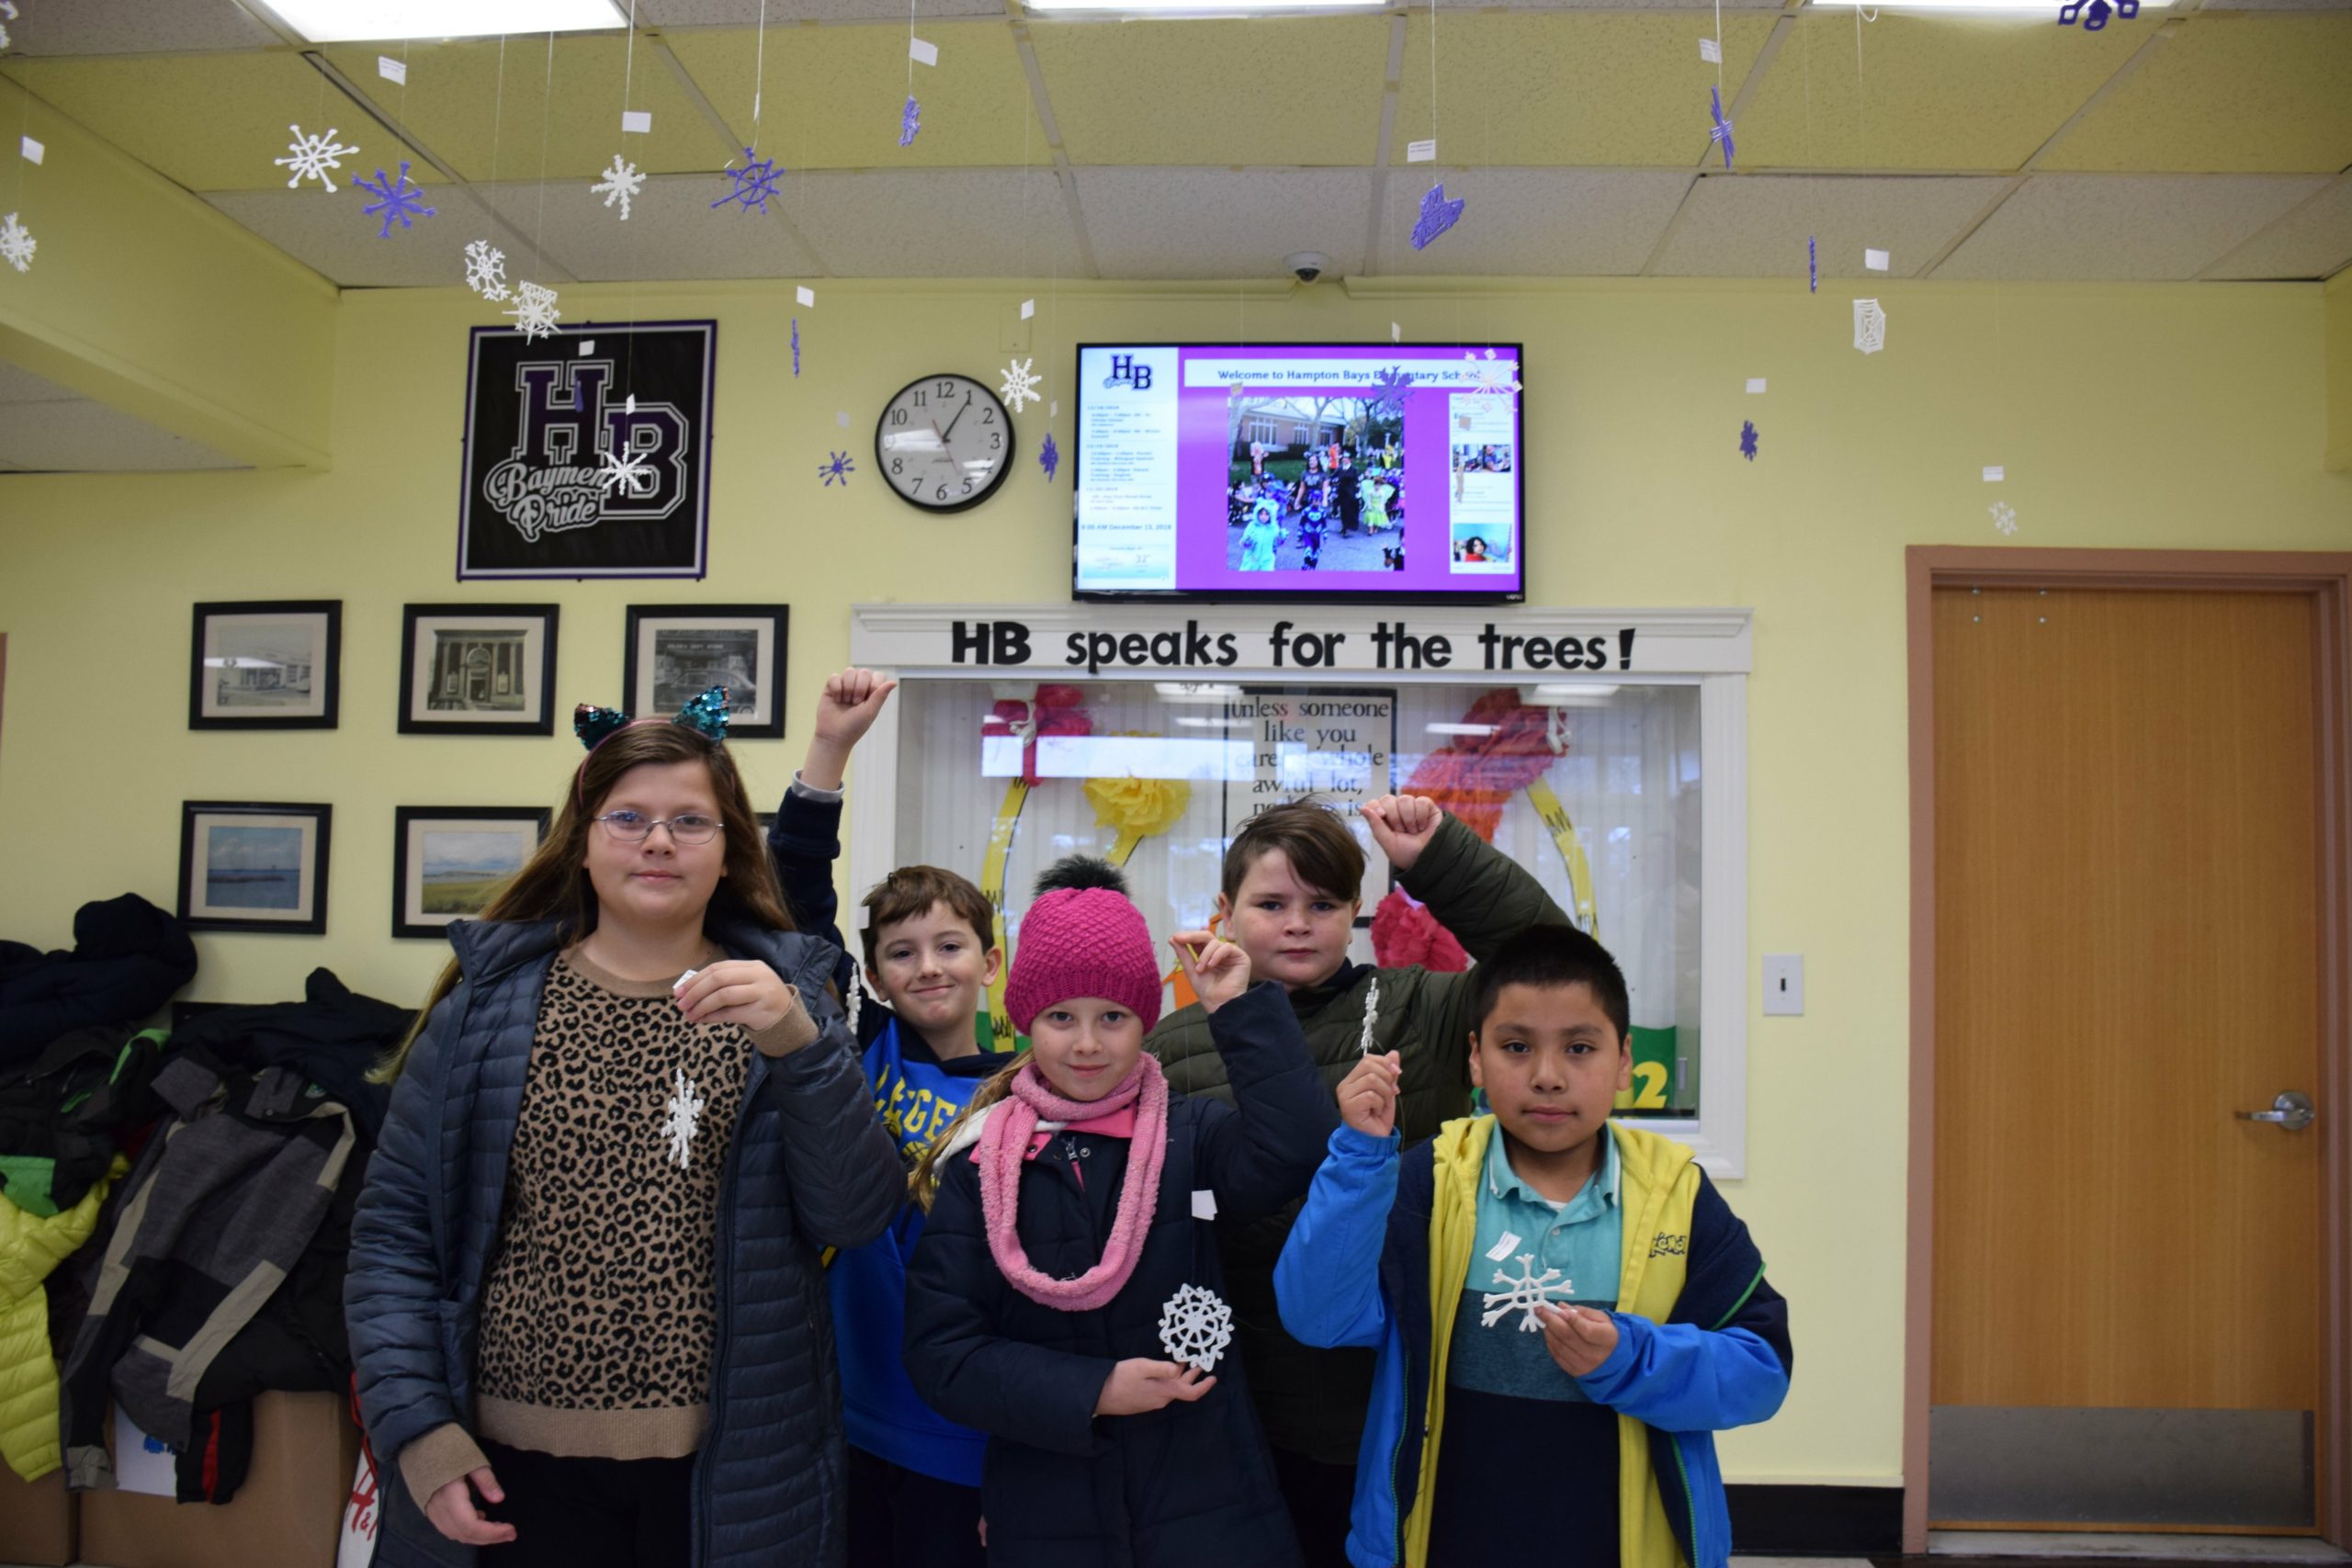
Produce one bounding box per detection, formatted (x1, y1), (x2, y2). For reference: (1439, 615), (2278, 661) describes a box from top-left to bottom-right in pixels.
(188, 601), (342, 729)
(624, 604), (787, 739)
(399, 604), (560, 736)
(177, 801), (332, 934)
(392, 806), (551, 939)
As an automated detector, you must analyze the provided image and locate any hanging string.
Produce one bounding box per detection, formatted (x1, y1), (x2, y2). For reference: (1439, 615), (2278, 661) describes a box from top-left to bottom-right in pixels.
(621, 0), (639, 129)
(1853, 2), (1871, 165)
(749, 0), (768, 154)
(533, 30), (554, 281)
(1712, 0), (1724, 102)
(489, 34), (506, 195)
(906, 0), (918, 104)
(1428, 0), (1438, 152)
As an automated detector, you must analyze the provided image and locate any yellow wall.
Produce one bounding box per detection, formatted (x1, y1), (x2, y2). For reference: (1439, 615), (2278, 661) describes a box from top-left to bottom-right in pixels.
(3, 276), (2347, 1489)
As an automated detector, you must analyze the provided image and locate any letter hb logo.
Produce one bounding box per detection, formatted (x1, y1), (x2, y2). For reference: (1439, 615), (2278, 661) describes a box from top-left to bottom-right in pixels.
(1103, 354), (1153, 392)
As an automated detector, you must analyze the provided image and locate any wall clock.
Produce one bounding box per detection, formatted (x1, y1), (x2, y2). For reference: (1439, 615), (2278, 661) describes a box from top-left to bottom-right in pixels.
(876, 373), (1015, 513)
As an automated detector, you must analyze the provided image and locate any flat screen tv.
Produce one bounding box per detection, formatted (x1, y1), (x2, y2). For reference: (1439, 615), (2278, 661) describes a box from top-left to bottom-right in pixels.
(1071, 342), (1525, 604)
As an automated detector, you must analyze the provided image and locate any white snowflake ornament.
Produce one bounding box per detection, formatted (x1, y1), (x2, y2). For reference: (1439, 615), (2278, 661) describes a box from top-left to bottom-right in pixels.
(1159, 1283), (1235, 1373)
(1990, 501), (2018, 536)
(1357, 976), (1382, 1055)
(663, 1067), (707, 1169)
(1480, 1254), (1576, 1332)
(463, 239), (511, 301)
(0, 210), (31, 274)
(1853, 298), (1887, 355)
(275, 124), (360, 192)
(999, 356), (1044, 413)
(1464, 348), (1521, 398)
(591, 152), (647, 220)
(506, 280), (562, 342)
(600, 442), (656, 498)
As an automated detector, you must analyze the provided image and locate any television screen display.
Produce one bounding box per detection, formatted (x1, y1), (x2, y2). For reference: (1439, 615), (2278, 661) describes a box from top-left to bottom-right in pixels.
(1072, 343), (1524, 603)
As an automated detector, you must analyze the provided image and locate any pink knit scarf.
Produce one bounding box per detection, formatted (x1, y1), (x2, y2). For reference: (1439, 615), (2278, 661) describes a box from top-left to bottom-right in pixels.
(977, 1054), (1169, 1312)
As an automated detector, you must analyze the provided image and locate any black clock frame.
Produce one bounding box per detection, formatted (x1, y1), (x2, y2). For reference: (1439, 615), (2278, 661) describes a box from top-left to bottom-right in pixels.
(874, 372), (1018, 514)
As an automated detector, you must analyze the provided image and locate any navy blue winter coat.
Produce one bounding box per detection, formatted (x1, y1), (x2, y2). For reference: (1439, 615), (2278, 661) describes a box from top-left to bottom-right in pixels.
(345, 916), (904, 1568)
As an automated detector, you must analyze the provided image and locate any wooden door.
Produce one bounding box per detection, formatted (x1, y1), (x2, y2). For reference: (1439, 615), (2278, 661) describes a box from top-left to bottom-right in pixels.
(1931, 586), (2327, 1532)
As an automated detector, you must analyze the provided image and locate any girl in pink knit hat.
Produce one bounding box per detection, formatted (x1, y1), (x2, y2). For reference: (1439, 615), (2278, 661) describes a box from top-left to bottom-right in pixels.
(903, 857), (1335, 1567)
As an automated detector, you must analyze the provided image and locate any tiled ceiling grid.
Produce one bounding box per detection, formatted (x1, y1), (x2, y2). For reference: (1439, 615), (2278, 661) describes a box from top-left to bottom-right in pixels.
(0, 0), (2346, 288)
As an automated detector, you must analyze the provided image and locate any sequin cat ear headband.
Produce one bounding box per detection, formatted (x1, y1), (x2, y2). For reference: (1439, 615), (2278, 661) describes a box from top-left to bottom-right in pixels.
(572, 687), (731, 802)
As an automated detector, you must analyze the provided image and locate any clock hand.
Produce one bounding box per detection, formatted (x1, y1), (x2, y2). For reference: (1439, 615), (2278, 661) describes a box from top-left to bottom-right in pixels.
(928, 420), (956, 464)
(941, 394), (969, 443)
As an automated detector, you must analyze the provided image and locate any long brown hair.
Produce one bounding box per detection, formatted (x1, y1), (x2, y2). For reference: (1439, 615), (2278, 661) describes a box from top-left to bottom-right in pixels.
(909, 1057), (1023, 1211)
(376, 721), (796, 1081)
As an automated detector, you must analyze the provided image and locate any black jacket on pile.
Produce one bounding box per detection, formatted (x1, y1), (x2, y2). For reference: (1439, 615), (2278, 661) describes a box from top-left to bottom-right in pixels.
(166, 967), (410, 1141)
(0, 895), (196, 1069)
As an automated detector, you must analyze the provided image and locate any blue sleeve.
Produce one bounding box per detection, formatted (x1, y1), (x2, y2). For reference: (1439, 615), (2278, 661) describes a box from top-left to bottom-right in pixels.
(1272, 1123), (1397, 1349)
(1575, 1314), (1789, 1433)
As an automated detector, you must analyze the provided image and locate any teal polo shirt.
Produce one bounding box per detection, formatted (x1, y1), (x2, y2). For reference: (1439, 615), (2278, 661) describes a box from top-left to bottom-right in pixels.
(1445, 1122), (1623, 1402)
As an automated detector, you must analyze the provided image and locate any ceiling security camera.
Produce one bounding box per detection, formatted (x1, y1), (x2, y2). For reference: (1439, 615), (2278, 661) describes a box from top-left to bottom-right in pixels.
(1286, 252), (1329, 285)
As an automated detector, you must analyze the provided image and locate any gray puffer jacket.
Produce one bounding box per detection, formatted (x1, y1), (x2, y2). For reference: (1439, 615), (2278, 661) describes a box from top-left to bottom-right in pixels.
(345, 916), (902, 1568)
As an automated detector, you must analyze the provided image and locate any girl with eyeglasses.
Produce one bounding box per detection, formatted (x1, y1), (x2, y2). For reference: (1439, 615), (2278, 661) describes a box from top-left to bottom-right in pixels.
(347, 691), (903, 1568)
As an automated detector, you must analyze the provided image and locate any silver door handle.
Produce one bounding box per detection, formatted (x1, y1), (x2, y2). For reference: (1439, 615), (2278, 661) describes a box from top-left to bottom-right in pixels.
(2236, 1091), (2315, 1131)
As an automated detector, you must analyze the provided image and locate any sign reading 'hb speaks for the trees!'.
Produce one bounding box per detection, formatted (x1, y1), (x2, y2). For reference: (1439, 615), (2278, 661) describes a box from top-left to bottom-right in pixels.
(458, 320), (717, 581)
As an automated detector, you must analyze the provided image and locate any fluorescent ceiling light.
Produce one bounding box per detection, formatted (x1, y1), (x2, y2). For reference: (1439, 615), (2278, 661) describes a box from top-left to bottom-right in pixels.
(266, 0), (623, 43)
(1155, 682), (1245, 702)
(1027, 0), (1379, 14)
(1427, 723), (1498, 738)
(1814, 0), (2165, 8)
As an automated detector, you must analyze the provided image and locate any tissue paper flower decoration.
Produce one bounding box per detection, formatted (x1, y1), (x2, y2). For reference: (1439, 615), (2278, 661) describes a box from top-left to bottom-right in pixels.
(1085, 767), (1193, 865)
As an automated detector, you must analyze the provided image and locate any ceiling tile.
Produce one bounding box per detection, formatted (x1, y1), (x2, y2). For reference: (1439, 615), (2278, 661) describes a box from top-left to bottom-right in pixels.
(1647, 172), (2007, 277)
(2039, 13), (2352, 172)
(1391, 12), (1779, 167)
(1075, 168), (1374, 278)
(1734, 11), (2143, 172)
(1380, 167), (1694, 274)
(784, 167), (1085, 274)
(2202, 174), (2352, 277)
(475, 174), (819, 277)
(666, 24), (1046, 168)
(641, 0), (1003, 20)
(1932, 172), (2327, 278)
(1032, 18), (1389, 167)
(0, 364), (81, 403)
(0, 52), (446, 192)
(0, 0), (284, 56)
(0, 398), (244, 471)
(205, 184), (576, 287)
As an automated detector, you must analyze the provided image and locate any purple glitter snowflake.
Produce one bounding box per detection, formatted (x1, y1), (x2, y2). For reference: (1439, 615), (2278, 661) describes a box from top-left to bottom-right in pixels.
(1039, 432), (1060, 482)
(2058, 0), (2137, 28)
(899, 96), (922, 149)
(1409, 184), (1464, 252)
(1367, 367), (1417, 418)
(1738, 420), (1759, 462)
(1808, 234), (1818, 294)
(1708, 86), (1735, 170)
(820, 450), (855, 487)
(356, 161), (436, 239)
(792, 318), (801, 378)
(713, 147), (784, 214)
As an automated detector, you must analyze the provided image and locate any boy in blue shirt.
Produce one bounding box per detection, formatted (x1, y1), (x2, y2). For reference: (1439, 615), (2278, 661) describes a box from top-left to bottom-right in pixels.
(1273, 925), (1792, 1568)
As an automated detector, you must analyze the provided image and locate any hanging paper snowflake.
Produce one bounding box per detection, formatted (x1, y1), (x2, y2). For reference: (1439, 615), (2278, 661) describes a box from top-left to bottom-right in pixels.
(591, 152), (647, 220)
(1409, 183), (1464, 252)
(1159, 1283), (1235, 1373)
(275, 124), (359, 193)
(999, 356), (1044, 413)
(663, 1068), (707, 1169)
(1039, 432), (1059, 481)
(506, 280), (562, 342)
(1367, 367), (1416, 418)
(1, 1), (18, 52)
(1853, 297), (1887, 355)
(601, 443), (655, 497)
(1464, 348), (1520, 398)
(356, 161), (436, 239)
(1808, 234), (1818, 294)
(791, 317), (801, 378)
(0, 210), (32, 275)
(2058, 0), (2136, 28)
(1481, 1254), (1577, 1332)
(899, 96), (922, 149)
(1707, 86), (1736, 170)
(1990, 501), (2018, 536)
(712, 147), (784, 214)
(820, 450), (856, 486)
(1357, 975), (1382, 1055)
(463, 239), (511, 301)
(1738, 420), (1759, 461)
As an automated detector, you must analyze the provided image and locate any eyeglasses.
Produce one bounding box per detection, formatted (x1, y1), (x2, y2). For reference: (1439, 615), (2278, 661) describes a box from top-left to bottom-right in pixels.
(592, 810), (725, 846)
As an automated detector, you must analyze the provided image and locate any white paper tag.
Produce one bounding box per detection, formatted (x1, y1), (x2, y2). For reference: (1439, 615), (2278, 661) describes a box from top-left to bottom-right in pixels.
(1983, 465), (2006, 482)
(1485, 1231), (1522, 1262)
(672, 968), (698, 991)
(797, 285), (816, 307)
(622, 108), (653, 134)
(1049, 400), (1059, 417)
(1405, 138), (1436, 164)
(1391, 322), (1401, 343)
(1191, 1189), (1218, 1221)
(910, 35), (939, 65)
(578, 338), (595, 355)
(836, 410), (851, 427)
(1864, 247), (1890, 272)
(1699, 36), (1722, 62)
(378, 55), (407, 85)
(20, 135), (43, 164)
(1745, 377), (1767, 394)
(1020, 298), (1035, 320)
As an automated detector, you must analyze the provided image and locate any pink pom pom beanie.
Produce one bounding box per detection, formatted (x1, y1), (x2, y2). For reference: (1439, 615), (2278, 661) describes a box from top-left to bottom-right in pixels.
(1002, 886), (1164, 1035)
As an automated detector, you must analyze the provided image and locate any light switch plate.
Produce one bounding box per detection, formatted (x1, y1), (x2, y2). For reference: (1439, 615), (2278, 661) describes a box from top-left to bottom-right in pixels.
(1763, 953), (1804, 1016)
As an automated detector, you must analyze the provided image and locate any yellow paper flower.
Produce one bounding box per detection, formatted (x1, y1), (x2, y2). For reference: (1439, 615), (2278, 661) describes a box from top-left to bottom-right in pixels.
(1085, 771), (1192, 864)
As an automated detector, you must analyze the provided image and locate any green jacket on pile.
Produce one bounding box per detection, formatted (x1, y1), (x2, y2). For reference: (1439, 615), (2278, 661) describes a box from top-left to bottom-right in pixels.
(1146, 813), (1566, 1465)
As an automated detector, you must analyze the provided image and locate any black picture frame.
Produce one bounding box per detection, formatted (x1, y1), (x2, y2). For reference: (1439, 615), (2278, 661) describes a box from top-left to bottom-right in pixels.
(176, 800), (333, 935)
(188, 600), (343, 730)
(623, 604), (788, 739)
(391, 806), (552, 939)
(398, 604), (561, 736)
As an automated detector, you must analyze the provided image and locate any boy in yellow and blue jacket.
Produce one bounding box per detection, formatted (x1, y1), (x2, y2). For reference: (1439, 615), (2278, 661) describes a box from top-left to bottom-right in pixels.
(1274, 925), (1792, 1568)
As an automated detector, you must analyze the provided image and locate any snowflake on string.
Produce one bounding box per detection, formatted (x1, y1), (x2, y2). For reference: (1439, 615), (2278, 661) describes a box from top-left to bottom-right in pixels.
(2058, 0), (2137, 28)
(1853, 297), (1887, 355)
(1159, 1283), (1235, 1373)
(1990, 501), (2018, 536)
(1481, 1254), (1577, 1333)
(0, 211), (32, 275)
(601, 443), (656, 498)
(1464, 348), (1520, 398)
(356, 161), (436, 239)
(899, 96), (922, 149)
(1707, 85), (1736, 170)
(820, 450), (856, 487)
(1039, 432), (1059, 481)
(712, 147), (784, 214)
(1808, 233), (1818, 294)
(505, 281), (562, 342)
(1739, 420), (1759, 461)
(1410, 183), (1464, 251)
(592, 152), (647, 220)
(1367, 367), (1416, 418)
(1000, 357), (1044, 413)
(275, 124), (360, 192)
(1358, 975), (1382, 1055)
(463, 239), (511, 301)
(0, 1), (16, 51)
(663, 1068), (707, 1169)
(791, 318), (801, 377)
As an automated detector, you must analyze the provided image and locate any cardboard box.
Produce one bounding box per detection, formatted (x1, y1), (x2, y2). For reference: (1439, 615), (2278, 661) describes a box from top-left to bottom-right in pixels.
(0, 1464), (77, 1567)
(80, 1392), (362, 1568)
